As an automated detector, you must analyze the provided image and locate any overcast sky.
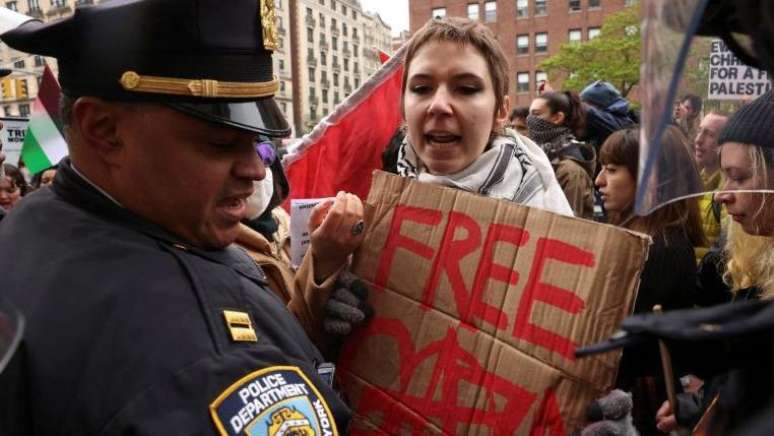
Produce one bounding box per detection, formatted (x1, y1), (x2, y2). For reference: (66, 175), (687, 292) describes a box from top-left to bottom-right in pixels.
(360, 0), (409, 36)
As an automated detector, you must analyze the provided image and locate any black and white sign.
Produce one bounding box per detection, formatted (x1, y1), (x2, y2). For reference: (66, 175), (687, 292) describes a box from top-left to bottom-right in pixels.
(708, 39), (772, 100)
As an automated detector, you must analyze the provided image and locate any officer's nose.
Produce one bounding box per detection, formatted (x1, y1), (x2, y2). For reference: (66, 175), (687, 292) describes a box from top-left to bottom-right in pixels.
(232, 139), (267, 182)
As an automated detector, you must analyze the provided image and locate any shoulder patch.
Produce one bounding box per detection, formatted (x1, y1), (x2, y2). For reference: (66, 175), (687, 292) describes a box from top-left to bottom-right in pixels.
(210, 366), (339, 436)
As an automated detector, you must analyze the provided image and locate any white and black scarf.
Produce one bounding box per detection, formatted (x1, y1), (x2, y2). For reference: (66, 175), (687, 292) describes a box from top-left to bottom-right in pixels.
(396, 131), (573, 216)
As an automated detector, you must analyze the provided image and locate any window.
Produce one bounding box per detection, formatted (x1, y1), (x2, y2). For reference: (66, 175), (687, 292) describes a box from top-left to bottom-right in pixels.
(34, 55), (44, 67)
(307, 48), (314, 59)
(51, 0), (67, 8)
(353, 28), (358, 39)
(330, 0), (335, 11)
(589, 0), (600, 8)
(3, 106), (11, 117)
(323, 89), (329, 103)
(467, 3), (479, 20)
(332, 37), (338, 50)
(568, 29), (582, 43)
(535, 0), (547, 15)
(344, 58), (349, 71)
(432, 7), (446, 18)
(353, 44), (359, 56)
(484, 1), (496, 22)
(5, 1), (17, 11)
(281, 81), (286, 92)
(13, 59), (25, 69)
(516, 34), (529, 55)
(516, 0), (528, 17)
(320, 53), (327, 65)
(308, 67), (316, 81)
(354, 61), (359, 73)
(307, 28), (314, 42)
(342, 23), (348, 36)
(355, 78), (360, 88)
(333, 55), (338, 67)
(535, 32), (548, 53)
(333, 73), (339, 86)
(27, 0), (40, 11)
(334, 92), (340, 104)
(343, 41), (349, 52)
(569, 0), (581, 11)
(535, 71), (547, 87)
(306, 7), (312, 16)
(352, 9), (356, 19)
(278, 59), (285, 72)
(331, 18), (337, 29)
(19, 103), (30, 117)
(319, 13), (325, 26)
(318, 0), (324, 4)
(342, 5), (347, 15)
(517, 72), (530, 93)
(588, 27), (601, 39)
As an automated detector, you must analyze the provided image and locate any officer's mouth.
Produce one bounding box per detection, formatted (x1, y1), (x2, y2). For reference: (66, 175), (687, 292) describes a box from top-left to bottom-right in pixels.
(216, 194), (250, 222)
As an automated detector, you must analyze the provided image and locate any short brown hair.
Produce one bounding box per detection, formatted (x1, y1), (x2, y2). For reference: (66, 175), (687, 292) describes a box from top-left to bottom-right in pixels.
(401, 17), (510, 114)
(600, 125), (705, 246)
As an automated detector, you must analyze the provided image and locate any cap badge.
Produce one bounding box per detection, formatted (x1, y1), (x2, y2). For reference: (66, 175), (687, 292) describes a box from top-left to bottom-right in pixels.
(260, 0), (279, 51)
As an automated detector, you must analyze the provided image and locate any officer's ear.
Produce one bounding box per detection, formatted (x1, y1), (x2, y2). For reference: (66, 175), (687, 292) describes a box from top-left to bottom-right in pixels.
(71, 97), (123, 162)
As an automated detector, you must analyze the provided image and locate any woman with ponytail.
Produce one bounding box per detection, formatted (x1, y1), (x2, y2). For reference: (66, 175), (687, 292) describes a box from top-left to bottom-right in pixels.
(528, 90), (597, 218)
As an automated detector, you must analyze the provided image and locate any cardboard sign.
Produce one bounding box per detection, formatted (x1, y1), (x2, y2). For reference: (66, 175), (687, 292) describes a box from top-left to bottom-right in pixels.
(0, 117), (29, 167)
(708, 39), (772, 100)
(338, 172), (650, 434)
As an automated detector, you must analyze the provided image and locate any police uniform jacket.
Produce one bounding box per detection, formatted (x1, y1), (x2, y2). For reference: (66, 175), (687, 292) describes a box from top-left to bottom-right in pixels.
(0, 159), (350, 434)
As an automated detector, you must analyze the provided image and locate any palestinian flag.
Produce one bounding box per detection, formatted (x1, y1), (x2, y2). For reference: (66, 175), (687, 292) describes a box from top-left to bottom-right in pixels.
(21, 64), (67, 174)
(282, 47), (405, 203)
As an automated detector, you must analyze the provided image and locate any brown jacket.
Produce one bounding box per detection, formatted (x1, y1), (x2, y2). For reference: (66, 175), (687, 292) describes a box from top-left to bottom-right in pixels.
(235, 209), (342, 353)
(553, 141), (596, 219)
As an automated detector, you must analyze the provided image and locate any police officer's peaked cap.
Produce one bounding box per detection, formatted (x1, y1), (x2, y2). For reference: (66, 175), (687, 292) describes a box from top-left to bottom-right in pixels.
(0, 0), (290, 137)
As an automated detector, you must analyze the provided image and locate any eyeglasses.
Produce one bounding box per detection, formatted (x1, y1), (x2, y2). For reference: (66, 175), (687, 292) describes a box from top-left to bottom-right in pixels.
(255, 141), (277, 166)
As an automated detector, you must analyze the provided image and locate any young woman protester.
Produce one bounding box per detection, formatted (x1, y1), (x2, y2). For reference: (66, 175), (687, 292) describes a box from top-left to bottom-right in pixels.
(595, 125), (704, 435)
(393, 17), (572, 215)
(528, 91), (597, 218)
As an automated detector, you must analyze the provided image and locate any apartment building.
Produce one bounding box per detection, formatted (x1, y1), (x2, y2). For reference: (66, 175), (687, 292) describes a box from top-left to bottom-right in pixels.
(294, 0), (391, 133)
(409, 0), (637, 107)
(1, 0), (83, 117)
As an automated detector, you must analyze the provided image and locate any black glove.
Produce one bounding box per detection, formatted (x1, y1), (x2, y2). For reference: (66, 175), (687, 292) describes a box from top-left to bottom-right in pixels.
(323, 271), (374, 336)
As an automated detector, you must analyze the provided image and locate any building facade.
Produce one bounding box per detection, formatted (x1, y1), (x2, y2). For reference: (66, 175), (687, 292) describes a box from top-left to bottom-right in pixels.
(292, 0), (391, 133)
(1, 0), (83, 117)
(408, 0), (636, 107)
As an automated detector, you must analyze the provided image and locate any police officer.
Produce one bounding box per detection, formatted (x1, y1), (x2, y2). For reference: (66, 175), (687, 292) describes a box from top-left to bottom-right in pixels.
(0, 0), (351, 434)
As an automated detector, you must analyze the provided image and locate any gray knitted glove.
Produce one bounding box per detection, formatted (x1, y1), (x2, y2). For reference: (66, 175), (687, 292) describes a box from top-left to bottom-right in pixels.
(580, 390), (639, 436)
(323, 272), (373, 336)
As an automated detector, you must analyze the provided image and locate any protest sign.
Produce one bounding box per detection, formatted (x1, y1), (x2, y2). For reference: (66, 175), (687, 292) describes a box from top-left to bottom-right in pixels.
(338, 172), (650, 434)
(708, 39), (771, 100)
(0, 117), (29, 166)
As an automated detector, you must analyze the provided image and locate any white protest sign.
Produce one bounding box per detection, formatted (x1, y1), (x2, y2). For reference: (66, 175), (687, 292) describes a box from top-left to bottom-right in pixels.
(290, 198), (333, 269)
(1, 117), (29, 166)
(708, 39), (772, 100)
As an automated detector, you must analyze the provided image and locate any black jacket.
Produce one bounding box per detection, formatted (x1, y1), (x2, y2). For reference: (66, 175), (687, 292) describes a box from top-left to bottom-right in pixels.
(0, 159), (350, 435)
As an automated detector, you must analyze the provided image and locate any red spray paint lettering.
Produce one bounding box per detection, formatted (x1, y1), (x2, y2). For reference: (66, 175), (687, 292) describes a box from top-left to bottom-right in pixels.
(373, 204), (594, 360)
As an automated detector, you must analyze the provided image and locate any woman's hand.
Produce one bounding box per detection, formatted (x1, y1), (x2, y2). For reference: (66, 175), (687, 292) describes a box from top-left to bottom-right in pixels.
(309, 191), (365, 282)
(656, 400), (678, 433)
